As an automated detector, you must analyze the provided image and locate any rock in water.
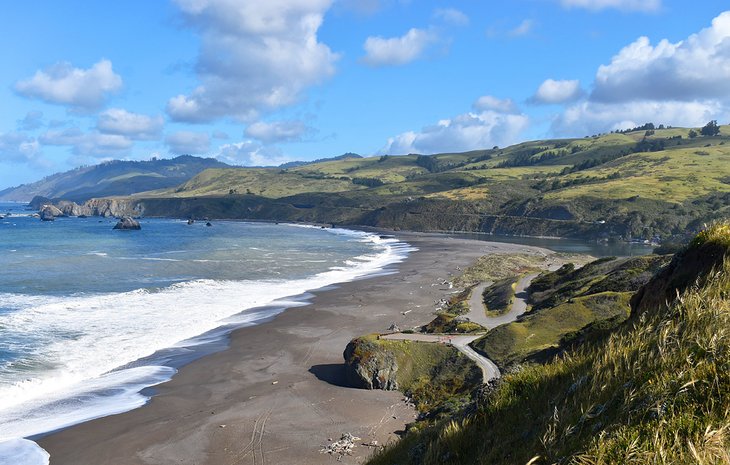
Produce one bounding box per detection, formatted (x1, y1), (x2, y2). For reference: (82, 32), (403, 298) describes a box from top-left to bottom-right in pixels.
(39, 204), (63, 221)
(113, 216), (141, 230)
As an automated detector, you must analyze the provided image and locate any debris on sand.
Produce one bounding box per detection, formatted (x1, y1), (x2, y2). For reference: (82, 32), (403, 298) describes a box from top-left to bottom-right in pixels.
(320, 433), (361, 459)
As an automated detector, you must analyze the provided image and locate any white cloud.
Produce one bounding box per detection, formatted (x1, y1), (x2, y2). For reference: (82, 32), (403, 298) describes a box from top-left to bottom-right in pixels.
(97, 109), (164, 140)
(592, 12), (730, 103)
(165, 131), (211, 155)
(362, 28), (438, 67)
(166, 0), (337, 123)
(473, 95), (518, 113)
(548, 11), (730, 136)
(15, 59), (122, 110)
(215, 141), (292, 166)
(532, 79), (583, 104)
(433, 8), (469, 26)
(40, 128), (133, 157)
(552, 100), (723, 136)
(381, 110), (529, 155)
(244, 120), (313, 143)
(559, 0), (661, 12)
(0, 132), (49, 168)
(509, 19), (534, 37)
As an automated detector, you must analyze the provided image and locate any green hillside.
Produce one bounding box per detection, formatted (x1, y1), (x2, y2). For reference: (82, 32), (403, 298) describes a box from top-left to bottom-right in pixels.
(0, 155), (230, 202)
(368, 223), (730, 465)
(131, 125), (730, 241)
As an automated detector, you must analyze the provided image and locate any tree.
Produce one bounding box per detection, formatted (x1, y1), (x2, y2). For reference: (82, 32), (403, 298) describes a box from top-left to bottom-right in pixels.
(688, 129), (698, 139)
(700, 120), (721, 137)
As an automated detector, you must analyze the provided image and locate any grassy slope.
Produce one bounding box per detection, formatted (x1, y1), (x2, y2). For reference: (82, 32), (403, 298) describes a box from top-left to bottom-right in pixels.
(368, 225), (730, 465)
(472, 255), (670, 369)
(131, 126), (730, 240)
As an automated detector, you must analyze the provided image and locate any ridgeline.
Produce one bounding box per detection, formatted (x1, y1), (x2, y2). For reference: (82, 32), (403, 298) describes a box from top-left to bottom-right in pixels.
(102, 124), (730, 242)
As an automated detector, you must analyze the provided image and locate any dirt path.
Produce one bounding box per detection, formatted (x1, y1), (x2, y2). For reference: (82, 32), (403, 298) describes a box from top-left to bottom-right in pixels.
(382, 273), (540, 383)
(469, 273), (539, 330)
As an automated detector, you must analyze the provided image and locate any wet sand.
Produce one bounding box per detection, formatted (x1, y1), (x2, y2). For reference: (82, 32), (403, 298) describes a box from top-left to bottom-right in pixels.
(39, 232), (550, 465)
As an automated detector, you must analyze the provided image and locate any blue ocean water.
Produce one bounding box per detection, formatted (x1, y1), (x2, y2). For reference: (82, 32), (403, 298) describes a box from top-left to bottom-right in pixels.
(0, 203), (411, 464)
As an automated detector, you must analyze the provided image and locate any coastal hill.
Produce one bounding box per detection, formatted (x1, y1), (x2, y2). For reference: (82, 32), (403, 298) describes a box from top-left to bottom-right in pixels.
(0, 155), (230, 202)
(367, 223), (730, 464)
(127, 123), (730, 241)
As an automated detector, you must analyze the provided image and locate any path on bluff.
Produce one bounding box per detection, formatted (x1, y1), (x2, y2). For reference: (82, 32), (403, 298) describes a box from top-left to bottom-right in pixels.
(467, 273), (540, 330)
(382, 273), (538, 383)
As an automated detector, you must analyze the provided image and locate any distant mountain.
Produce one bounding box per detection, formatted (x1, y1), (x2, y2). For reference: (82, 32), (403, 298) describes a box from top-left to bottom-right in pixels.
(0, 155), (231, 202)
(278, 152), (363, 169)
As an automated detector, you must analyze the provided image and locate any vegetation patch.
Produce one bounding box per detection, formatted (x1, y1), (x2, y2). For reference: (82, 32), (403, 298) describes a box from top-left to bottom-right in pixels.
(454, 253), (545, 288)
(344, 335), (481, 423)
(481, 277), (519, 316)
(422, 313), (484, 334)
(472, 292), (632, 368)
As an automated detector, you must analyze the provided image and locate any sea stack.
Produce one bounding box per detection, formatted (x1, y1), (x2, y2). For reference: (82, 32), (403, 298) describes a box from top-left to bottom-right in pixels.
(113, 216), (142, 230)
(40, 204), (63, 221)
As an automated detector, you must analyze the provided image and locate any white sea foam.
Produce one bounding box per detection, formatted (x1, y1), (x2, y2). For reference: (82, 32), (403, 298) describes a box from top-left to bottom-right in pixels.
(0, 229), (413, 463)
(0, 439), (49, 465)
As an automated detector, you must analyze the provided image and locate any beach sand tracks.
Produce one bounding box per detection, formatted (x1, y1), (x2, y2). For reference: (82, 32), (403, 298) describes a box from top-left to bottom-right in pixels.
(231, 408), (272, 465)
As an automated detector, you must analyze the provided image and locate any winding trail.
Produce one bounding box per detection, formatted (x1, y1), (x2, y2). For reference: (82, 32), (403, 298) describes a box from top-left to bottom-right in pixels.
(382, 273), (539, 383)
(470, 273), (540, 330)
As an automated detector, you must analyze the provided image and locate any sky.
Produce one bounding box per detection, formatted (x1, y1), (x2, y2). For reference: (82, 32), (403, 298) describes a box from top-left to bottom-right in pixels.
(1, 0), (730, 189)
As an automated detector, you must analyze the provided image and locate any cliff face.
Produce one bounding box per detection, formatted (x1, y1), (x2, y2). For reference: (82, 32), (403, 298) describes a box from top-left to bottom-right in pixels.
(37, 197), (142, 218)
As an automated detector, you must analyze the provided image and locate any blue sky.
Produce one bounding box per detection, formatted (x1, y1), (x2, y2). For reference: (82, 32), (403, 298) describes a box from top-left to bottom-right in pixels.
(1, 0), (729, 188)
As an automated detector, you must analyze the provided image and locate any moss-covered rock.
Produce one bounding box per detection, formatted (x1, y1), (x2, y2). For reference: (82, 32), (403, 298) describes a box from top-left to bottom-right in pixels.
(343, 335), (399, 390)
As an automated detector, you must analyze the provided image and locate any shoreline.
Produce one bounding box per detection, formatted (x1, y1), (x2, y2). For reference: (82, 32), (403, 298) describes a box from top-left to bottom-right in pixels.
(38, 232), (553, 465)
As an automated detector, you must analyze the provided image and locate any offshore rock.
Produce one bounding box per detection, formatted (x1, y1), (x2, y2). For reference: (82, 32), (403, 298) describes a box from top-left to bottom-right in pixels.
(113, 216), (141, 230)
(40, 204), (63, 221)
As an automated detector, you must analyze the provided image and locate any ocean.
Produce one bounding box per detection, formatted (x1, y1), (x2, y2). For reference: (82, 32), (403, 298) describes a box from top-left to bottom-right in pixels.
(0, 203), (412, 464)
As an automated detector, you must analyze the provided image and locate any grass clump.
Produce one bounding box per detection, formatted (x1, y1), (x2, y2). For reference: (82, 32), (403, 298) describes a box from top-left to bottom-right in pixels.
(422, 313), (484, 334)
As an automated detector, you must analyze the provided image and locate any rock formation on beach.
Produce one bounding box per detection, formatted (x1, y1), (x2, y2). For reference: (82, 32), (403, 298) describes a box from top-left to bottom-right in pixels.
(343, 337), (399, 390)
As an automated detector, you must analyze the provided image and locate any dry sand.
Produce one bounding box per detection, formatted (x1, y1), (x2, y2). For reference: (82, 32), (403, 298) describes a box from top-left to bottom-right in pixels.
(39, 232), (549, 465)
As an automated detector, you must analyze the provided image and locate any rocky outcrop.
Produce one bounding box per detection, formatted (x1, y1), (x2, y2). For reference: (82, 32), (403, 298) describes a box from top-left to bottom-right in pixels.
(35, 198), (142, 219)
(113, 216), (141, 230)
(84, 198), (141, 218)
(40, 204), (64, 221)
(57, 200), (93, 217)
(343, 337), (398, 390)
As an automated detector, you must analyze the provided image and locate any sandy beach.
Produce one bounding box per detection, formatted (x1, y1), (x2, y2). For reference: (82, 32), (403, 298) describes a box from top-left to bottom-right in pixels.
(39, 232), (549, 465)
